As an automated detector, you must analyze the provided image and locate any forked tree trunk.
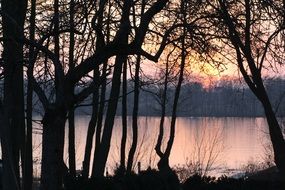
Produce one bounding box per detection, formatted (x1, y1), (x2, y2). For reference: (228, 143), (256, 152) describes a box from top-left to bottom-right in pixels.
(157, 17), (187, 172)
(91, 56), (125, 177)
(155, 57), (169, 160)
(82, 67), (100, 178)
(158, 55), (185, 172)
(40, 2), (67, 188)
(83, 0), (107, 178)
(92, 61), (107, 172)
(92, 1), (131, 177)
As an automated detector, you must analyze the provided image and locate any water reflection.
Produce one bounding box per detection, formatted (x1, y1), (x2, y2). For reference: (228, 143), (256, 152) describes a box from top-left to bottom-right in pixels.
(32, 116), (269, 176)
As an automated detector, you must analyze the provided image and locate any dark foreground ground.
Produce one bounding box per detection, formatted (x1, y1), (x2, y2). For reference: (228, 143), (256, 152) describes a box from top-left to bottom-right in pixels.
(63, 169), (285, 190)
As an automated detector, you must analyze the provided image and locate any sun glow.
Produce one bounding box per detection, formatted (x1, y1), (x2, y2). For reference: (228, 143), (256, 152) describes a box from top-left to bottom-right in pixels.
(185, 52), (239, 88)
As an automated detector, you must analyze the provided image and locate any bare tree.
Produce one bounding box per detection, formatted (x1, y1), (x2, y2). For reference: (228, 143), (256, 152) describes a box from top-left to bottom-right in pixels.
(154, 0), (208, 174)
(209, 0), (285, 177)
(1, 0), (178, 188)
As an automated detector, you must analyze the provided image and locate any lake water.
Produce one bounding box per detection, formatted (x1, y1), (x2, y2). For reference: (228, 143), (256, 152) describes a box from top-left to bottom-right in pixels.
(32, 116), (273, 177)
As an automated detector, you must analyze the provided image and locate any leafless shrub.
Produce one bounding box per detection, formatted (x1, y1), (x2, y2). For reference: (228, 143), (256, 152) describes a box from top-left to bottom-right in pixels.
(174, 124), (224, 182)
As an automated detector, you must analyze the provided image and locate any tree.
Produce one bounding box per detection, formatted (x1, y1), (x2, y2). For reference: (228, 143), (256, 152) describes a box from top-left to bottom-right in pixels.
(68, 0), (76, 178)
(126, 55), (141, 174)
(22, 0), (172, 188)
(24, 0), (36, 189)
(126, 1), (146, 174)
(82, 0), (105, 178)
(1, 0), (27, 190)
(154, 48), (174, 171)
(209, 0), (285, 177)
(153, 0), (209, 174)
(120, 59), (128, 173)
(0, 0), (188, 188)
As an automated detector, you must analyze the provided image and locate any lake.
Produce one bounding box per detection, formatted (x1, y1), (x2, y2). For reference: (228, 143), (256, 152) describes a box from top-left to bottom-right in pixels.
(32, 116), (273, 177)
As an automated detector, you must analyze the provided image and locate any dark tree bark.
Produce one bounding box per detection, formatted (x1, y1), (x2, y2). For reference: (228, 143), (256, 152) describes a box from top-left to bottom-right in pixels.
(41, 1), (67, 189)
(120, 60), (128, 173)
(92, 2), (112, 174)
(54, 0), (60, 95)
(92, 61), (107, 172)
(156, 1), (187, 171)
(68, 0), (76, 178)
(41, 106), (67, 190)
(127, 56), (141, 174)
(155, 56), (169, 160)
(1, 0), (27, 189)
(91, 55), (126, 177)
(82, 0), (105, 178)
(68, 109), (76, 177)
(261, 88), (285, 176)
(0, 108), (21, 190)
(126, 0), (146, 174)
(24, 0), (36, 189)
(160, 41), (186, 172)
(91, 0), (134, 178)
(82, 67), (100, 178)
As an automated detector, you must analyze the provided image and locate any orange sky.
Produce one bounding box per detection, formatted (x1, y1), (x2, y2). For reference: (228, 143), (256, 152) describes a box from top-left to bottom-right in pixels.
(141, 54), (285, 89)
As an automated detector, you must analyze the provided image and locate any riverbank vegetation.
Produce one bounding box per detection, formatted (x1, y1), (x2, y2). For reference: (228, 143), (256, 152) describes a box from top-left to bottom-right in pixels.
(62, 168), (285, 190)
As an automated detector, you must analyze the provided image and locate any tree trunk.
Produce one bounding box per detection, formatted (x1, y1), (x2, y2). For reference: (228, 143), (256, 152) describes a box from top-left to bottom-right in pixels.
(24, 0), (36, 189)
(1, 0), (27, 189)
(92, 0), (110, 171)
(92, 61), (107, 172)
(68, 0), (76, 178)
(91, 1), (131, 177)
(158, 21), (187, 172)
(127, 56), (141, 174)
(53, 0), (61, 98)
(120, 60), (128, 173)
(41, 106), (67, 190)
(219, 0), (285, 178)
(155, 58), (169, 159)
(259, 88), (285, 177)
(161, 58), (185, 171)
(0, 103), (20, 190)
(83, 0), (105, 176)
(91, 55), (125, 177)
(68, 111), (76, 177)
(40, 2), (67, 189)
(82, 67), (100, 178)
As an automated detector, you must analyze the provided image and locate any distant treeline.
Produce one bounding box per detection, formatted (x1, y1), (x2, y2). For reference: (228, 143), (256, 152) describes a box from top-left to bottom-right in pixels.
(71, 78), (285, 117)
(26, 77), (285, 117)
